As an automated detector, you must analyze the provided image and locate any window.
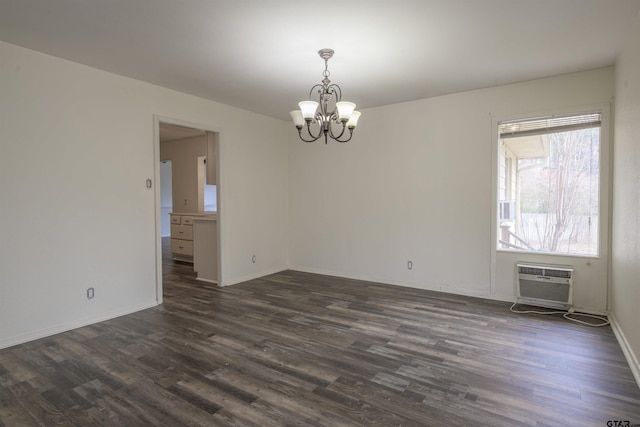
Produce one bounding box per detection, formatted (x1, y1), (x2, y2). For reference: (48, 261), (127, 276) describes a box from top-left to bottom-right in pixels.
(497, 113), (601, 256)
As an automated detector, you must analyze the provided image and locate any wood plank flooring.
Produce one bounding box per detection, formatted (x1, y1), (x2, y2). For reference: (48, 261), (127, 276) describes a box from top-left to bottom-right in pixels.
(1, 241), (639, 426)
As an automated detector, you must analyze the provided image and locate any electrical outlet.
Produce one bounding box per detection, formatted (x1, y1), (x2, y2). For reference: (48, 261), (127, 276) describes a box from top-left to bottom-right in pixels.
(252, 255), (256, 264)
(407, 261), (413, 270)
(87, 287), (95, 299)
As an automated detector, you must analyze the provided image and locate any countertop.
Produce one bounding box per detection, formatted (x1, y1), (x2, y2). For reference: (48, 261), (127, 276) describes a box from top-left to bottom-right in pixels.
(169, 211), (216, 219)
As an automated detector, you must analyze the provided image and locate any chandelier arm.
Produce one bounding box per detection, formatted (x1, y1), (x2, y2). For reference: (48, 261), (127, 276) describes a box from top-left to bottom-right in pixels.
(333, 127), (354, 143)
(297, 119), (324, 143)
(327, 117), (347, 140)
(308, 84), (324, 100)
(295, 120), (353, 144)
(326, 125), (353, 143)
(327, 84), (342, 102)
(297, 129), (322, 143)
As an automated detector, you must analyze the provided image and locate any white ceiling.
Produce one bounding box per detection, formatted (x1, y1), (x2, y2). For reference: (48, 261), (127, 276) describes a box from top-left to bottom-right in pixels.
(1, 0), (639, 121)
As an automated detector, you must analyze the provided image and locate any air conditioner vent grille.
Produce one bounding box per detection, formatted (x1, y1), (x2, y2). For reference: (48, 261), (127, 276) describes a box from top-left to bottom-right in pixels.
(517, 265), (572, 279)
(543, 269), (572, 279)
(519, 266), (543, 276)
(516, 262), (573, 309)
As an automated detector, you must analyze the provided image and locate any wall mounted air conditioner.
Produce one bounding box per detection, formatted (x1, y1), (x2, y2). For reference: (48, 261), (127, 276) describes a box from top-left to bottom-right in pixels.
(517, 262), (573, 309)
(499, 201), (516, 221)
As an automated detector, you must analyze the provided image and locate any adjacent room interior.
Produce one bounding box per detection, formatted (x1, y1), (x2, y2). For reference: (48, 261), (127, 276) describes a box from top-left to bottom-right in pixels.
(1, 1), (640, 425)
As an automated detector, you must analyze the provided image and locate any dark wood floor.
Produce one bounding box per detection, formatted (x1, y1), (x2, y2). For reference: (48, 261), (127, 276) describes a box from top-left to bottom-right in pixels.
(1, 242), (639, 426)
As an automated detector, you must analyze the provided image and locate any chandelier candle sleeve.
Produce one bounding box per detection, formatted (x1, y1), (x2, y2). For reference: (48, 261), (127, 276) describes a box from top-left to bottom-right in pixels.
(291, 48), (361, 144)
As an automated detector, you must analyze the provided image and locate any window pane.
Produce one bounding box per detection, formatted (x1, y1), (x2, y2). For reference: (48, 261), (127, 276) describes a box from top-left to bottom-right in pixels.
(498, 118), (600, 256)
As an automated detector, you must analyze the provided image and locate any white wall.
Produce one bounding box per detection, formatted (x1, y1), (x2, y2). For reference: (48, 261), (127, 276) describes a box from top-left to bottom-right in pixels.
(160, 135), (207, 214)
(289, 67), (614, 311)
(611, 14), (640, 385)
(0, 41), (290, 349)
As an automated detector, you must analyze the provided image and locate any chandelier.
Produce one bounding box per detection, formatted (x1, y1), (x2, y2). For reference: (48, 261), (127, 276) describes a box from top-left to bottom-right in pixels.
(290, 49), (361, 144)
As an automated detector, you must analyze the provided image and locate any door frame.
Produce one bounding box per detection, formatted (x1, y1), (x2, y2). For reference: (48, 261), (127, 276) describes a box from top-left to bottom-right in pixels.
(153, 115), (223, 303)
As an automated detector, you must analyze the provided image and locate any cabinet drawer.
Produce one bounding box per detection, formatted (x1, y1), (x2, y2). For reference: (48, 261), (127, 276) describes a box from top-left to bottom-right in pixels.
(171, 224), (193, 240)
(170, 216), (181, 225)
(170, 239), (193, 256)
(182, 216), (194, 225)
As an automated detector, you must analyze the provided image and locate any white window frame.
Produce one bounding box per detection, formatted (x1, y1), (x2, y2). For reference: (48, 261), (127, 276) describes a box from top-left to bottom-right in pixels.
(490, 104), (611, 260)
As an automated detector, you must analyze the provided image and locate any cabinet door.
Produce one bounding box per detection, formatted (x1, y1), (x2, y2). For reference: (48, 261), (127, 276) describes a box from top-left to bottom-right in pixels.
(170, 239), (193, 256)
(171, 224), (193, 240)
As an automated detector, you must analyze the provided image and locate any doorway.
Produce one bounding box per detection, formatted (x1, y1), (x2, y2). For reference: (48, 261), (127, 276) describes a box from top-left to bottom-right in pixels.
(155, 117), (222, 302)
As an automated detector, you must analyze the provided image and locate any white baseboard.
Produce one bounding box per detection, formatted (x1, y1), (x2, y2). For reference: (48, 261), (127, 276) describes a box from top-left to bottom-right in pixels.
(222, 267), (288, 287)
(195, 277), (218, 284)
(609, 313), (640, 390)
(289, 266), (501, 301)
(0, 301), (159, 350)
(289, 266), (398, 288)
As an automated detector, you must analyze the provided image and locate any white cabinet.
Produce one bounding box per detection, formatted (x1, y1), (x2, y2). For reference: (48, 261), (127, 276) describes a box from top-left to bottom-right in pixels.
(193, 217), (218, 283)
(169, 214), (195, 262)
(169, 212), (215, 263)
(170, 224), (193, 241)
